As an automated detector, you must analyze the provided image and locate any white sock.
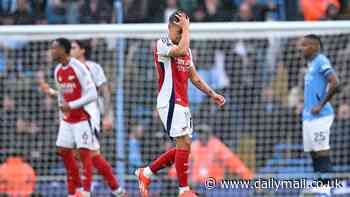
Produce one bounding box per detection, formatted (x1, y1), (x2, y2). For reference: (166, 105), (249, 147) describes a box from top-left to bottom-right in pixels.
(68, 195), (75, 197)
(143, 167), (155, 179)
(179, 186), (190, 194)
(112, 187), (125, 194)
(82, 191), (91, 197)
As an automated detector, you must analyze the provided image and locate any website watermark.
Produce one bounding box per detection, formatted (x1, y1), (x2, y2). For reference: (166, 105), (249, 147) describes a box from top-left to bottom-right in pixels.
(204, 177), (343, 191)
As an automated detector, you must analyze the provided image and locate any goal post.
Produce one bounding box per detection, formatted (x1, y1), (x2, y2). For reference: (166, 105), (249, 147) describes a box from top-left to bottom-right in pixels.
(1, 21), (350, 196)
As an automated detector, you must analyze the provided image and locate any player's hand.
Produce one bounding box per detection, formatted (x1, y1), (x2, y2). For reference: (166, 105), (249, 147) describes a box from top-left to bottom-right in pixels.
(39, 81), (58, 97)
(102, 116), (113, 131)
(211, 93), (225, 107)
(60, 102), (72, 113)
(174, 12), (189, 29)
(311, 105), (322, 114)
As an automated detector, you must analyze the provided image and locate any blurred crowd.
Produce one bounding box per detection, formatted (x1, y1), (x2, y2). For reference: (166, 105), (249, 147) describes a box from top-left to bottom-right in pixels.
(0, 0), (350, 195)
(0, 0), (350, 25)
(1, 35), (350, 178)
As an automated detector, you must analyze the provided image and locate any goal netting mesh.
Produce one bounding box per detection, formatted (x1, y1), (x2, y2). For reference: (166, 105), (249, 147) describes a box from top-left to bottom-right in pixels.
(0, 22), (350, 196)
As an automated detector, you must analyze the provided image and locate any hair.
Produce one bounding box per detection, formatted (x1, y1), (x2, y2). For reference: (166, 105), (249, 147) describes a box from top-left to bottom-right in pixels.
(168, 10), (188, 24)
(73, 40), (91, 59)
(55, 38), (71, 54)
(304, 34), (323, 51)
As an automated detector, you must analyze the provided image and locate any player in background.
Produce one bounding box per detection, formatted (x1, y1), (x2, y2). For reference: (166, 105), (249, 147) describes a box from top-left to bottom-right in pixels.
(135, 10), (225, 197)
(70, 40), (126, 196)
(41, 40), (126, 197)
(51, 38), (98, 197)
(300, 34), (341, 195)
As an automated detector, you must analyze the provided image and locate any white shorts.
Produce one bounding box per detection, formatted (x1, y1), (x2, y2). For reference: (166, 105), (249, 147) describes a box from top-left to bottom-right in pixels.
(56, 120), (100, 150)
(303, 115), (334, 152)
(158, 104), (193, 138)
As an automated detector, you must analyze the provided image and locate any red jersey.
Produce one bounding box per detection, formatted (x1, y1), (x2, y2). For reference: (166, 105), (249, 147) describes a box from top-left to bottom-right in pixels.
(55, 58), (97, 123)
(154, 38), (194, 108)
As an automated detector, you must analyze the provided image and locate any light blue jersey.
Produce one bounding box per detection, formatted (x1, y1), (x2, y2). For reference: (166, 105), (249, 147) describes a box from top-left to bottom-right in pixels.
(303, 54), (335, 120)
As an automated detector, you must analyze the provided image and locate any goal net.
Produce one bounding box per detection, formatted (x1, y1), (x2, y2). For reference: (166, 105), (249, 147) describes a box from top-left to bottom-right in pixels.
(0, 22), (350, 196)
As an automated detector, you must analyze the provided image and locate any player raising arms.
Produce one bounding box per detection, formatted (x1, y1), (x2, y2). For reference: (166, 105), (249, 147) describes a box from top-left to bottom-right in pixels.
(51, 38), (98, 197)
(300, 35), (341, 195)
(135, 10), (225, 197)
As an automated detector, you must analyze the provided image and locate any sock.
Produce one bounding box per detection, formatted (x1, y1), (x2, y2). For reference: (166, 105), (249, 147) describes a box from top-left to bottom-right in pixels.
(175, 149), (190, 188)
(312, 154), (333, 185)
(58, 149), (82, 195)
(179, 186), (190, 194)
(82, 191), (91, 197)
(149, 148), (177, 174)
(143, 167), (155, 179)
(79, 149), (93, 192)
(76, 187), (83, 193)
(112, 187), (125, 195)
(92, 154), (119, 190)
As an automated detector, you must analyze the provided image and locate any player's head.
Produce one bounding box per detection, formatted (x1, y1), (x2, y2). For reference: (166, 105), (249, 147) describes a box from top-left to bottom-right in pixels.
(168, 10), (187, 44)
(51, 37), (71, 62)
(197, 124), (212, 145)
(300, 34), (323, 59)
(70, 40), (91, 60)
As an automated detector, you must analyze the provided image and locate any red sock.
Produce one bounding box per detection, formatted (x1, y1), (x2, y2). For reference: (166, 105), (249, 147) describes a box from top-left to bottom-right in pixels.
(92, 154), (119, 190)
(58, 149), (82, 195)
(175, 149), (190, 187)
(149, 148), (176, 173)
(79, 149), (93, 191)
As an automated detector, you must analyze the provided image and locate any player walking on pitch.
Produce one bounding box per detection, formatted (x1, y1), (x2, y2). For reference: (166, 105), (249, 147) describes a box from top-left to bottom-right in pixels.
(51, 38), (98, 197)
(43, 39), (126, 197)
(135, 10), (225, 197)
(300, 34), (341, 195)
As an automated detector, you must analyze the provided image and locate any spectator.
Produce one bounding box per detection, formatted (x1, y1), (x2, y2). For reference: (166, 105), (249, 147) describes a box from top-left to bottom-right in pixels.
(123, 0), (148, 23)
(271, 62), (289, 107)
(128, 124), (144, 174)
(234, 1), (254, 21)
(164, 0), (178, 23)
(203, 0), (232, 22)
(0, 156), (36, 197)
(300, 0), (340, 21)
(29, 0), (48, 24)
(45, 0), (67, 24)
(246, 0), (277, 21)
(13, 0), (34, 25)
(168, 124), (254, 184)
(321, 2), (341, 20)
(251, 87), (289, 167)
(332, 101), (350, 167)
(0, 0), (16, 16)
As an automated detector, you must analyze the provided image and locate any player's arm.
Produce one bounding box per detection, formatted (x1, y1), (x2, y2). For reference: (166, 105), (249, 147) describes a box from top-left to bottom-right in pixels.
(312, 64), (341, 114)
(37, 70), (58, 97)
(93, 64), (111, 116)
(62, 65), (98, 112)
(168, 13), (190, 57)
(189, 66), (225, 107)
(319, 74), (340, 107)
(92, 63), (113, 130)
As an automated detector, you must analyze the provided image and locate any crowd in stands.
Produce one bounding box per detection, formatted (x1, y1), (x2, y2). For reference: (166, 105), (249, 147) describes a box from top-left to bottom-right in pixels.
(1, 0), (350, 195)
(0, 0), (350, 25)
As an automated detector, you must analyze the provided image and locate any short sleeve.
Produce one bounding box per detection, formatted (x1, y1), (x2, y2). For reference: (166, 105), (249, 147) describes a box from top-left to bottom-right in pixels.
(157, 38), (172, 57)
(74, 62), (95, 91)
(189, 49), (195, 68)
(319, 59), (335, 79)
(89, 62), (107, 87)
